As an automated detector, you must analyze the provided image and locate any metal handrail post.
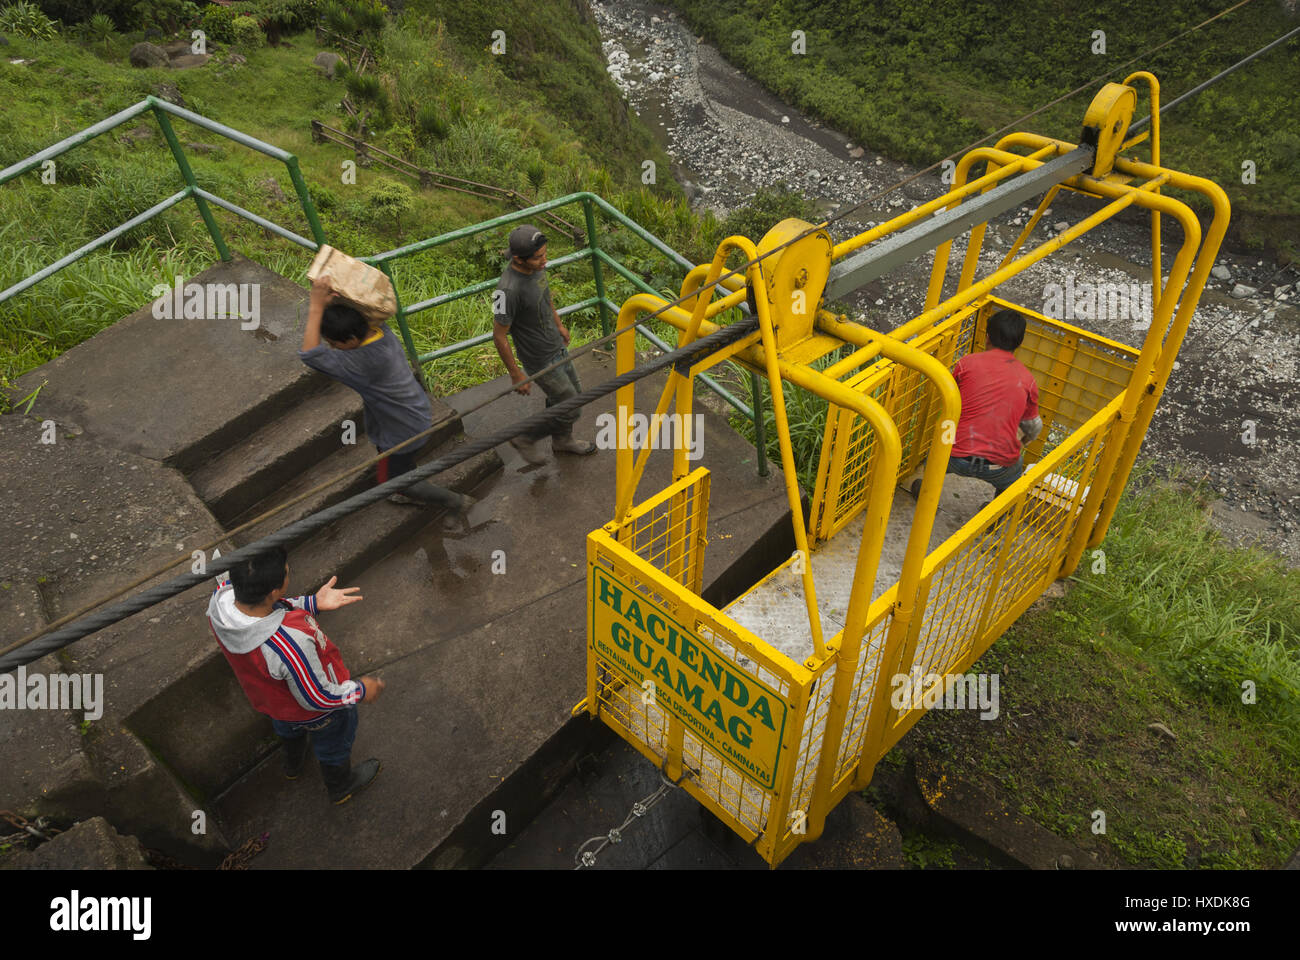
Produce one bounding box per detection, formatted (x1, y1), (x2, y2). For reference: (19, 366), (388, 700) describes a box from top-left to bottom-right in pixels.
(151, 106), (231, 262)
(749, 371), (769, 478)
(582, 197), (611, 336)
(283, 155), (327, 249)
(375, 260), (420, 368)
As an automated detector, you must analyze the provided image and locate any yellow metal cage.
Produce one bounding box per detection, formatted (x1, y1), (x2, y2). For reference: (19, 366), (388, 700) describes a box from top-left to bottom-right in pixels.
(579, 78), (1230, 867)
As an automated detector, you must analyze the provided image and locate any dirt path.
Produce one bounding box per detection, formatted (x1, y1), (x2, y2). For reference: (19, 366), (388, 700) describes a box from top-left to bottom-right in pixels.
(593, 0), (1299, 565)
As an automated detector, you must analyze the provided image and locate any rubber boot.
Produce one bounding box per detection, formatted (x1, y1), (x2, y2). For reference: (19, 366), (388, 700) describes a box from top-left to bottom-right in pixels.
(389, 479), (470, 512)
(281, 736), (310, 780)
(552, 432), (596, 455)
(509, 434), (548, 465)
(321, 758), (382, 805)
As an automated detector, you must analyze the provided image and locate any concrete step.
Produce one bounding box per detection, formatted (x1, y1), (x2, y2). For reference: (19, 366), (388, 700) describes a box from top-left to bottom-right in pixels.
(14, 256), (327, 473)
(283, 437), (503, 589)
(225, 441), (377, 548)
(224, 401), (467, 549)
(188, 380), (364, 523)
(0, 652), (230, 864)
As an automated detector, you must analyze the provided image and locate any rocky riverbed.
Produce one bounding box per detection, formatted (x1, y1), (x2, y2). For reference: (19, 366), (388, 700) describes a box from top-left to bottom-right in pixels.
(592, 0), (1299, 564)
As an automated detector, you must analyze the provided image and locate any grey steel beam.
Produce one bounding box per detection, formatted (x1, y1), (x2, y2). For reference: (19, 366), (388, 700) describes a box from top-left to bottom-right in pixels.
(824, 145), (1094, 302)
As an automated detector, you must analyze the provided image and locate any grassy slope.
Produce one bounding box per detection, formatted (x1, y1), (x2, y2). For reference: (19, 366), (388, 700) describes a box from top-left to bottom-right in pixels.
(664, 0), (1300, 260)
(878, 471), (1300, 869)
(0, 2), (692, 400)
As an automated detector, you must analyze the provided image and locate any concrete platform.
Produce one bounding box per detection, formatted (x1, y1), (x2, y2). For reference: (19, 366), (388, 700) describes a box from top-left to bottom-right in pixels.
(0, 413), (229, 637)
(210, 351), (795, 869)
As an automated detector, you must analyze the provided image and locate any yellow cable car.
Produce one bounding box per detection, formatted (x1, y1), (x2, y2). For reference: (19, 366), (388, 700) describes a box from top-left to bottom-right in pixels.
(578, 76), (1229, 867)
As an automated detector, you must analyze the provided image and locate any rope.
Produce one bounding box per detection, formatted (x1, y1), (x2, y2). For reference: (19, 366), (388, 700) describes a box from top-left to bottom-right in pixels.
(0, 318), (758, 671)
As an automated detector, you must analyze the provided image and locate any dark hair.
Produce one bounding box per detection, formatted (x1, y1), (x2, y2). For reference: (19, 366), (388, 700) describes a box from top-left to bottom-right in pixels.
(321, 301), (370, 344)
(987, 308), (1027, 351)
(229, 547), (289, 606)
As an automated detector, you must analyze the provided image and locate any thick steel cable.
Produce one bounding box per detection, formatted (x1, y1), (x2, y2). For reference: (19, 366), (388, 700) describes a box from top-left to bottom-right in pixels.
(1131, 23), (1300, 130)
(0, 318), (758, 671)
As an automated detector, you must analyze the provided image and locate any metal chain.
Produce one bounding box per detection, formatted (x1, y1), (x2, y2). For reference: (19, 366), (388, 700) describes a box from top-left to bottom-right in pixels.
(218, 831), (270, 870)
(0, 810), (61, 843)
(572, 770), (686, 869)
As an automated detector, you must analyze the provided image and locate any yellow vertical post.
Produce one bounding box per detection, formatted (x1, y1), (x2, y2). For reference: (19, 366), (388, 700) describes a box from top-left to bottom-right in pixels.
(1125, 72), (1162, 312)
(615, 308), (637, 530)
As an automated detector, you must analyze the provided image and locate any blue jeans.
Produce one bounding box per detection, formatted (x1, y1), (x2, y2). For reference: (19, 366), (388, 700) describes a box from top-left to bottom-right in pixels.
(272, 706), (358, 767)
(947, 454), (1024, 497)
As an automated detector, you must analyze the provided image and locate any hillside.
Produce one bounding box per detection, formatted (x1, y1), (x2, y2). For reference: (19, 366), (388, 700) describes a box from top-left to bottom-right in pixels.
(0, 0), (706, 400)
(663, 0), (1300, 260)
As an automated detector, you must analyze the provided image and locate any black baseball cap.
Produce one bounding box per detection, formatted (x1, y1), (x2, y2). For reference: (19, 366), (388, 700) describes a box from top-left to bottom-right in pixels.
(506, 225), (547, 259)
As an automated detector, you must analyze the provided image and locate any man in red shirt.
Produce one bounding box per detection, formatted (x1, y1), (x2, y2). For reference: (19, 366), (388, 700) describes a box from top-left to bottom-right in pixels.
(945, 308), (1042, 496)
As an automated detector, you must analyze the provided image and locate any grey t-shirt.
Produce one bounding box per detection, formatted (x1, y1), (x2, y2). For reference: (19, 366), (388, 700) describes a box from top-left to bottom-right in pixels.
(299, 325), (431, 452)
(495, 264), (564, 371)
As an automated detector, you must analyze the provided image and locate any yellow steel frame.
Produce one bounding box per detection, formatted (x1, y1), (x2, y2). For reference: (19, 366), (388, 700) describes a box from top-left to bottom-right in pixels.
(579, 79), (1229, 867)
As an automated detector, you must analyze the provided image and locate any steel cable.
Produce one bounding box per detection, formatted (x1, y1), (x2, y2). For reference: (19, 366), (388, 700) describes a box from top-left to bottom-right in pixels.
(0, 318), (758, 670)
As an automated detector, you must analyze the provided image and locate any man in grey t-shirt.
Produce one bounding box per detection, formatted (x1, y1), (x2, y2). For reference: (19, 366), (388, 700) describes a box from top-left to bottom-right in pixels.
(492, 225), (596, 463)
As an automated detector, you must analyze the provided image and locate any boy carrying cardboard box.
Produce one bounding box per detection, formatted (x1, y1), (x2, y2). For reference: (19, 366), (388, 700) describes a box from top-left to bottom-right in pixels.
(299, 264), (471, 512)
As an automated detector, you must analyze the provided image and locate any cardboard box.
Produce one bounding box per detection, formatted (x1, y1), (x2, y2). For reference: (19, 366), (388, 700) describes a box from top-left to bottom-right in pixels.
(307, 245), (397, 322)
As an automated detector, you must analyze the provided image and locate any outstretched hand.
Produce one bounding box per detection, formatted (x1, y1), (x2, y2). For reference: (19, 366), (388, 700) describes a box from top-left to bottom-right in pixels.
(315, 575), (362, 611)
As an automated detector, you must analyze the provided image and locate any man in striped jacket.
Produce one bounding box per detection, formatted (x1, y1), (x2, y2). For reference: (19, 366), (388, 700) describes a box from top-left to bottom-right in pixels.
(207, 547), (385, 804)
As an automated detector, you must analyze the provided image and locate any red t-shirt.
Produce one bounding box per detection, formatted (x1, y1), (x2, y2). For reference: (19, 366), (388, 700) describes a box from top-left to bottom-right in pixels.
(950, 349), (1040, 466)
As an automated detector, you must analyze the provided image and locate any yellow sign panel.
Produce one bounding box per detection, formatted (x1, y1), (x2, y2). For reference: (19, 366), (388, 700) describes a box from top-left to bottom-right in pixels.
(590, 566), (789, 789)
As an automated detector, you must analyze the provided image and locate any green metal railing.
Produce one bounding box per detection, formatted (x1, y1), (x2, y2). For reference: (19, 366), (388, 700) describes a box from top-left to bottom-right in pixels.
(1, 101), (769, 475)
(0, 96), (324, 305)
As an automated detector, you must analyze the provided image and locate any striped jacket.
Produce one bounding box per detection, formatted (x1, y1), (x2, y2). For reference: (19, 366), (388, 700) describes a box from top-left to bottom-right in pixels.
(207, 577), (364, 722)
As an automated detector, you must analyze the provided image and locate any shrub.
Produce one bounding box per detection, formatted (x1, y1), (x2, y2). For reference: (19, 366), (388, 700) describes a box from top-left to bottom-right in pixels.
(198, 3), (236, 44)
(32, 0), (134, 27)
(321, 0), (387, 46)
(362, 178), (414, 234)
(384, 122), (416, 160)
(0, 2), (59, 39)
(525, 159), (545, 196)
(250, 0), (321, 37)
(310, 183), (339, 213)
(132, 0), (200, 35)
(230, 14), (265, 50)
(416, 102), (449, 143)
(82, 11), (115, 50)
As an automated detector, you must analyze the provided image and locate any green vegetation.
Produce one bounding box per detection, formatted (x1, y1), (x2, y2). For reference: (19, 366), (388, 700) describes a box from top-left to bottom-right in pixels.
(900, 830), (961, 869)
(889, 468), (1300, 868)
(665, 0), (1300, 259)
(0, 1), (58, 38)
(0, 1), (733, 403)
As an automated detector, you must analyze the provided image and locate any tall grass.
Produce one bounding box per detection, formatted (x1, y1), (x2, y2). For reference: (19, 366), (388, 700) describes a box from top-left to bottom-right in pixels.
(1071, 468), (1300, 752)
